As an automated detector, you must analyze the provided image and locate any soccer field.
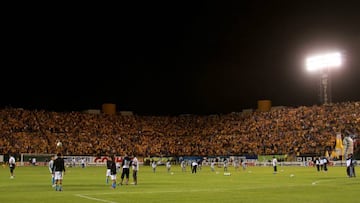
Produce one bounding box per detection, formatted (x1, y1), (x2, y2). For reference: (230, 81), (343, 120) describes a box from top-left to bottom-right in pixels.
(0, 164), (358, 203)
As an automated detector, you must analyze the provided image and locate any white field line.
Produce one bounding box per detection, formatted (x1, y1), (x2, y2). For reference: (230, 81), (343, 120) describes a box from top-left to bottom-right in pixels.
(75, 190), (210, 203)
(311, 178), (337, 185)
(75, 185), (296, 198)
(75, 188), (233, 201)
(75, 194), (118, 203)
(76, 181), (325, 201)
(311, 180), (320, 185)
(76, 188), (231, 197)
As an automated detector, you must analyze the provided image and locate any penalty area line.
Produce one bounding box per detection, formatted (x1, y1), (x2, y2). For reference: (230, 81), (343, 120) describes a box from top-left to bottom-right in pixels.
(311, 180), (320, 185)
(75, 194), (118, 203)
(311, 178), (336, 186)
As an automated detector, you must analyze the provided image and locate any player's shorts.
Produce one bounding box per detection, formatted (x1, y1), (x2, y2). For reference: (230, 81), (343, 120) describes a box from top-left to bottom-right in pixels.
(54, 171), (63, 180)
(106, 169), (111, 176)
(121, 168), (130, 179)
(110, 174), (116, 181)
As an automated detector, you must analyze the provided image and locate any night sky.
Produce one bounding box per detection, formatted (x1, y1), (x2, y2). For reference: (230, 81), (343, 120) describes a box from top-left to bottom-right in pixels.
(2, 1), (360, 115)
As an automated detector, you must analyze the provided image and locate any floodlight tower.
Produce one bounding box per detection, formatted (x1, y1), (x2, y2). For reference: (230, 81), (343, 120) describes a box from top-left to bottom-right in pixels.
(306, 52), (342, 105)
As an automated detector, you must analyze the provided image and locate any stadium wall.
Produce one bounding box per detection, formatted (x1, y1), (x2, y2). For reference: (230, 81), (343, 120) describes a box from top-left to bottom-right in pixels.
(7, 154), (356, 168)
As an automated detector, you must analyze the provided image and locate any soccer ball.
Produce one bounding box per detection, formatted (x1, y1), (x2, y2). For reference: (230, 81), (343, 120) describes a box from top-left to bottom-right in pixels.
(56, 141), (62, 148)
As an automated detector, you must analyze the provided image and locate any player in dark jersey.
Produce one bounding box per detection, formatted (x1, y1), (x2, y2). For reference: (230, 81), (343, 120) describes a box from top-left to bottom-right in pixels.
(120, 154), (131, 185)
(109, 155), (117, 189)
(106, 156), (112, 184)
(53, 153), (65, 191)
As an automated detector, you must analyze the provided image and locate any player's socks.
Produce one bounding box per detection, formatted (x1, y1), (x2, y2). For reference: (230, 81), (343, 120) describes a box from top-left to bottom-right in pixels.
(106, 178), (109, 184)
(55, 185), (58, 191)
(112, 182), (116, 189)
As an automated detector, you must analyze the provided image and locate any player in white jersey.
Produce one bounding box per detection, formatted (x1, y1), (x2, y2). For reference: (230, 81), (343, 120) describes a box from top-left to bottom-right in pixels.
(233, 159), (240, 171)
(181, 160), (186, 172)
(151, 161), (157, 173)
(191, 161), (198, 173)
(48, 155), (55, 187)
(9, 155), (16, 179)
(210, 160), (215, 172)
(223, 159), (228, 172)
(132, 155), (139, 185)
(272, 156), (278, 174)
(166, 160), (171, 173)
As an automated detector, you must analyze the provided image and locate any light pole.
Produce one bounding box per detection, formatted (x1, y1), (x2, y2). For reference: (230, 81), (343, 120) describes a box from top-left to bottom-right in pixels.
(306, 52), (342, 105)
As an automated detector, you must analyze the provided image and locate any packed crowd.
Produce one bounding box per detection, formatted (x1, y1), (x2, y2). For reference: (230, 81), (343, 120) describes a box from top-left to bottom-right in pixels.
(1, 101), (359, 157)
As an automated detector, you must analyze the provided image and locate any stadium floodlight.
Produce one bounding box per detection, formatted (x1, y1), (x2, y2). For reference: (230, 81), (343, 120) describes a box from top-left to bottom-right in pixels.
(305, 52), (342, 105)
(306, 52), (342, 71)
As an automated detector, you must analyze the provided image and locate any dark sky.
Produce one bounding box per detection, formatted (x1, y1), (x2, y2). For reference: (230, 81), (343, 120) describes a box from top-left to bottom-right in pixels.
(2, 1), (360, 115)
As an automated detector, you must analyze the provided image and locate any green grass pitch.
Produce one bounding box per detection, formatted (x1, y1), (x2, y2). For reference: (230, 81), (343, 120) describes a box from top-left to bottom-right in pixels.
(0, 164), (358, 203)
